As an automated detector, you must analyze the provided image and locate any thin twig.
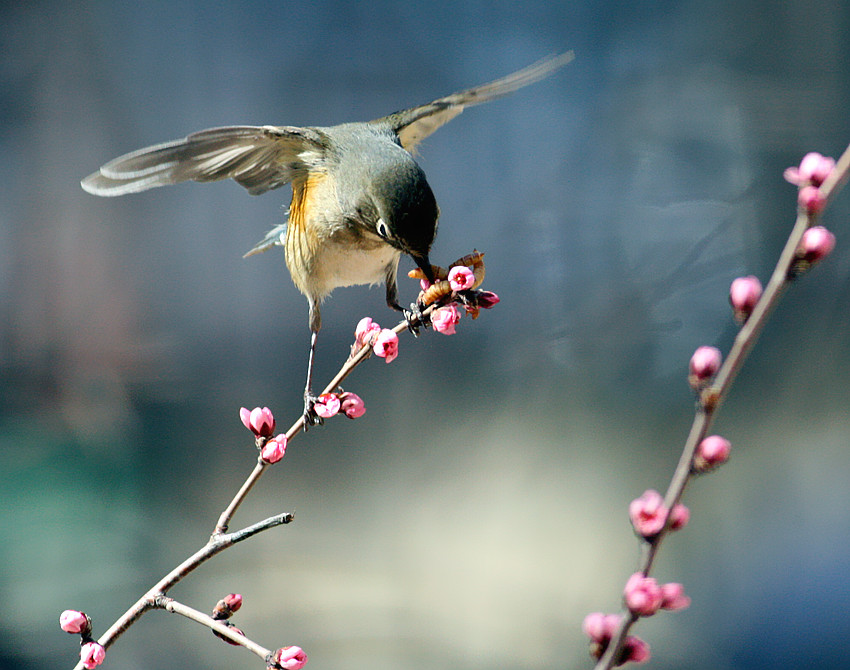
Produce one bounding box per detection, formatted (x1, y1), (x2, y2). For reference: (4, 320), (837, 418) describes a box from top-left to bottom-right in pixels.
(70, 513), (293, 670)
(70, 298), (441, 669)
(213, 303), (437, 534)
(594, 142), (850, 669)
(157, 596), (273, 661)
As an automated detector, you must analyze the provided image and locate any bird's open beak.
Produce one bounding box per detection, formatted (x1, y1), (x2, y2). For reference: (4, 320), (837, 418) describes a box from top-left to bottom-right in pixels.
(411, 254), (435, 284)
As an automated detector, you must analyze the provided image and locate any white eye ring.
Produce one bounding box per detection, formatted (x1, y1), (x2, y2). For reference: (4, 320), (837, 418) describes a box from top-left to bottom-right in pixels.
(376, 219), (389, 239)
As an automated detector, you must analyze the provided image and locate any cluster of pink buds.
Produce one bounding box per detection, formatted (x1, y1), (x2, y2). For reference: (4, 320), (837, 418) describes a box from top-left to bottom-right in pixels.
(240, 407), (289, 462)
(784, 151), (835, 214)
(59, 610), (105, 669)
(313, 391), (366, 420)
(623, 574), (691, 616)
(628, 489), (689, 538)
(582, 613), (650, 665)
(211, 593), (245, 646)
(784, 153), (838, 273)
(354, 317), (399, 362)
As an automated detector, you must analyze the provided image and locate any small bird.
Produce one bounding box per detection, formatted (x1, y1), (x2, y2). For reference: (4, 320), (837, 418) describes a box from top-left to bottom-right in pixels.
(81, 52), (573, 424)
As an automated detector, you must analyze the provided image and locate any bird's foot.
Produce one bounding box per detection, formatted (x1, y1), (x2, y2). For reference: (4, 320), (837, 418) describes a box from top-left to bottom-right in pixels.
(302, 393), (324, 430)
(403, 302), (427, 336)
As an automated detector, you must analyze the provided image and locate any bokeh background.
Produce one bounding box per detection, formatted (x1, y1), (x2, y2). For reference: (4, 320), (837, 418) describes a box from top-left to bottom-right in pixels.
(3, 2), (850, 669)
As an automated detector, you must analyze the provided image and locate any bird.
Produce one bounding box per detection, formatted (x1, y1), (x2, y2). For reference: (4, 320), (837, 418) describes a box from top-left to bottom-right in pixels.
(81, 52), (574, 425)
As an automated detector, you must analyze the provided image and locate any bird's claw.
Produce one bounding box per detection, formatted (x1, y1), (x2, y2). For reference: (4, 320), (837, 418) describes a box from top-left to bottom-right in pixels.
(302, 393), (324, 430)
(403, 302), (426, 336)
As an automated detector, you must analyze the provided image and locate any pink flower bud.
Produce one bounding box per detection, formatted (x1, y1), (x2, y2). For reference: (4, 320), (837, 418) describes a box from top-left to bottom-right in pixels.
(629, 489), (667, 538)
(80, 642), (106, 669)
(419, 278), (431, 291)
(669, 502), (690, 531)
(240, 406), (276, 438)
(784, 152), (835, 186)
(448, 265), (475, 291)
(799, 152), (835, 186)
(225, 593), (242, 609)
(59, 609), (90, 635)
(431, 304), (461, 335)
(660, 582), (691, 611)
(213, 593), (243, 619)
(694, 435), (731, 472)
(313, 393), (341, 419)
(582, 612), (621, 643)
(622, 636), (651, 664)
(339, 391), (366, 418)
(373, 329), (399, 363)
(624, 573), (664, 616)
(271, 646), (308, 670)
(476, 290), (500, 309)
(260, 434), (288, 463)
(798, 185), (825, 214)
(798, 226), (836, 264)
(729, 276), (762, 323)
(688, 346), (722, 390)
(354, 317), (382, 347)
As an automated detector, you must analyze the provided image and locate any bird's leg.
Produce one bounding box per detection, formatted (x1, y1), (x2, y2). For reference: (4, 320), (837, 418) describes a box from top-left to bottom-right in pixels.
(303, 302), (323, 429)
(302, 330), (322, 428)
(386, 268), (424, 335)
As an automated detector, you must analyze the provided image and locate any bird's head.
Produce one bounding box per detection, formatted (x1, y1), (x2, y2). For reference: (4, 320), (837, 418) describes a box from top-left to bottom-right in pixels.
(367, 155), (439, 283)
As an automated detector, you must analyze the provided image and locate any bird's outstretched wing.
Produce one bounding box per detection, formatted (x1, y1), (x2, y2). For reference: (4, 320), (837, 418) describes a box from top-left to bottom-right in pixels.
(81, 125), (327, 197)
(377, 51), (574, 152)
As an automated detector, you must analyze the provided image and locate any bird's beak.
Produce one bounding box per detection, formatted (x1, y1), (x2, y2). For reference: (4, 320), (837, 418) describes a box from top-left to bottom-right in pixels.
(411, 254), (435, 283)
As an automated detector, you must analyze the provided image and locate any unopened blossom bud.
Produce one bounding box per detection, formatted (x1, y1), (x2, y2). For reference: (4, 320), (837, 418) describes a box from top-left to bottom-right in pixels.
(80, 642), (106, 669)
(476, 290), (500, 308)
(240, 407), (276, 438)
(688, 346), (722, 390)
(260, 434), (288, 463)
(693, 435), (731, 472)
(624, 573), (663, 616)
(313, 394), (340, 419)
(582, 612), (621, 643)
(448, 265), (475, 291)
(784, 152), (835, 187)
(354, 317), (382, 347)
(338, 391), (366, 419)
(669, 502), (690, 531)
(431, 304), (461, 335)
(798, 185), (825, 214)
(629, 489), (667, 538)
(622, 636), (651, 664)
(660, 582), (691, 611)
(59, 610), (90, 635)
(271, 646), (309, 670)
(373, 329), (399, 363)
(798, 226), (836, 264)
(729, 276), (762, 324)
(213, 593), (243, 619)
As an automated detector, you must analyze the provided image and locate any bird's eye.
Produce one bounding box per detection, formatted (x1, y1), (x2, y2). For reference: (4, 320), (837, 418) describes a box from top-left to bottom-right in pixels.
(376, 219), (389, 239)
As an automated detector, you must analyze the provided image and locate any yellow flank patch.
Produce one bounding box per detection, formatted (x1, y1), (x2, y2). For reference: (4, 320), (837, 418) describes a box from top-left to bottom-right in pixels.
(284, 171), (325, 293)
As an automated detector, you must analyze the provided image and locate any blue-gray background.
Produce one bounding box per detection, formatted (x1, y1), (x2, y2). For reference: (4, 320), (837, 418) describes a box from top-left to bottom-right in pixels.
(3, 2), (850, 669)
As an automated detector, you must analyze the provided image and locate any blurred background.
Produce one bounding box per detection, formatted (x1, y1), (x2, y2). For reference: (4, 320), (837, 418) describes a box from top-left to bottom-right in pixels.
(2, 1), (850, 669)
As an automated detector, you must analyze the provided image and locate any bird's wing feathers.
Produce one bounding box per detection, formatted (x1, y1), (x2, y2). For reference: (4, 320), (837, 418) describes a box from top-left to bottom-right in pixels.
(81, 125), (326, 197)
(379, 51), (574, 151)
